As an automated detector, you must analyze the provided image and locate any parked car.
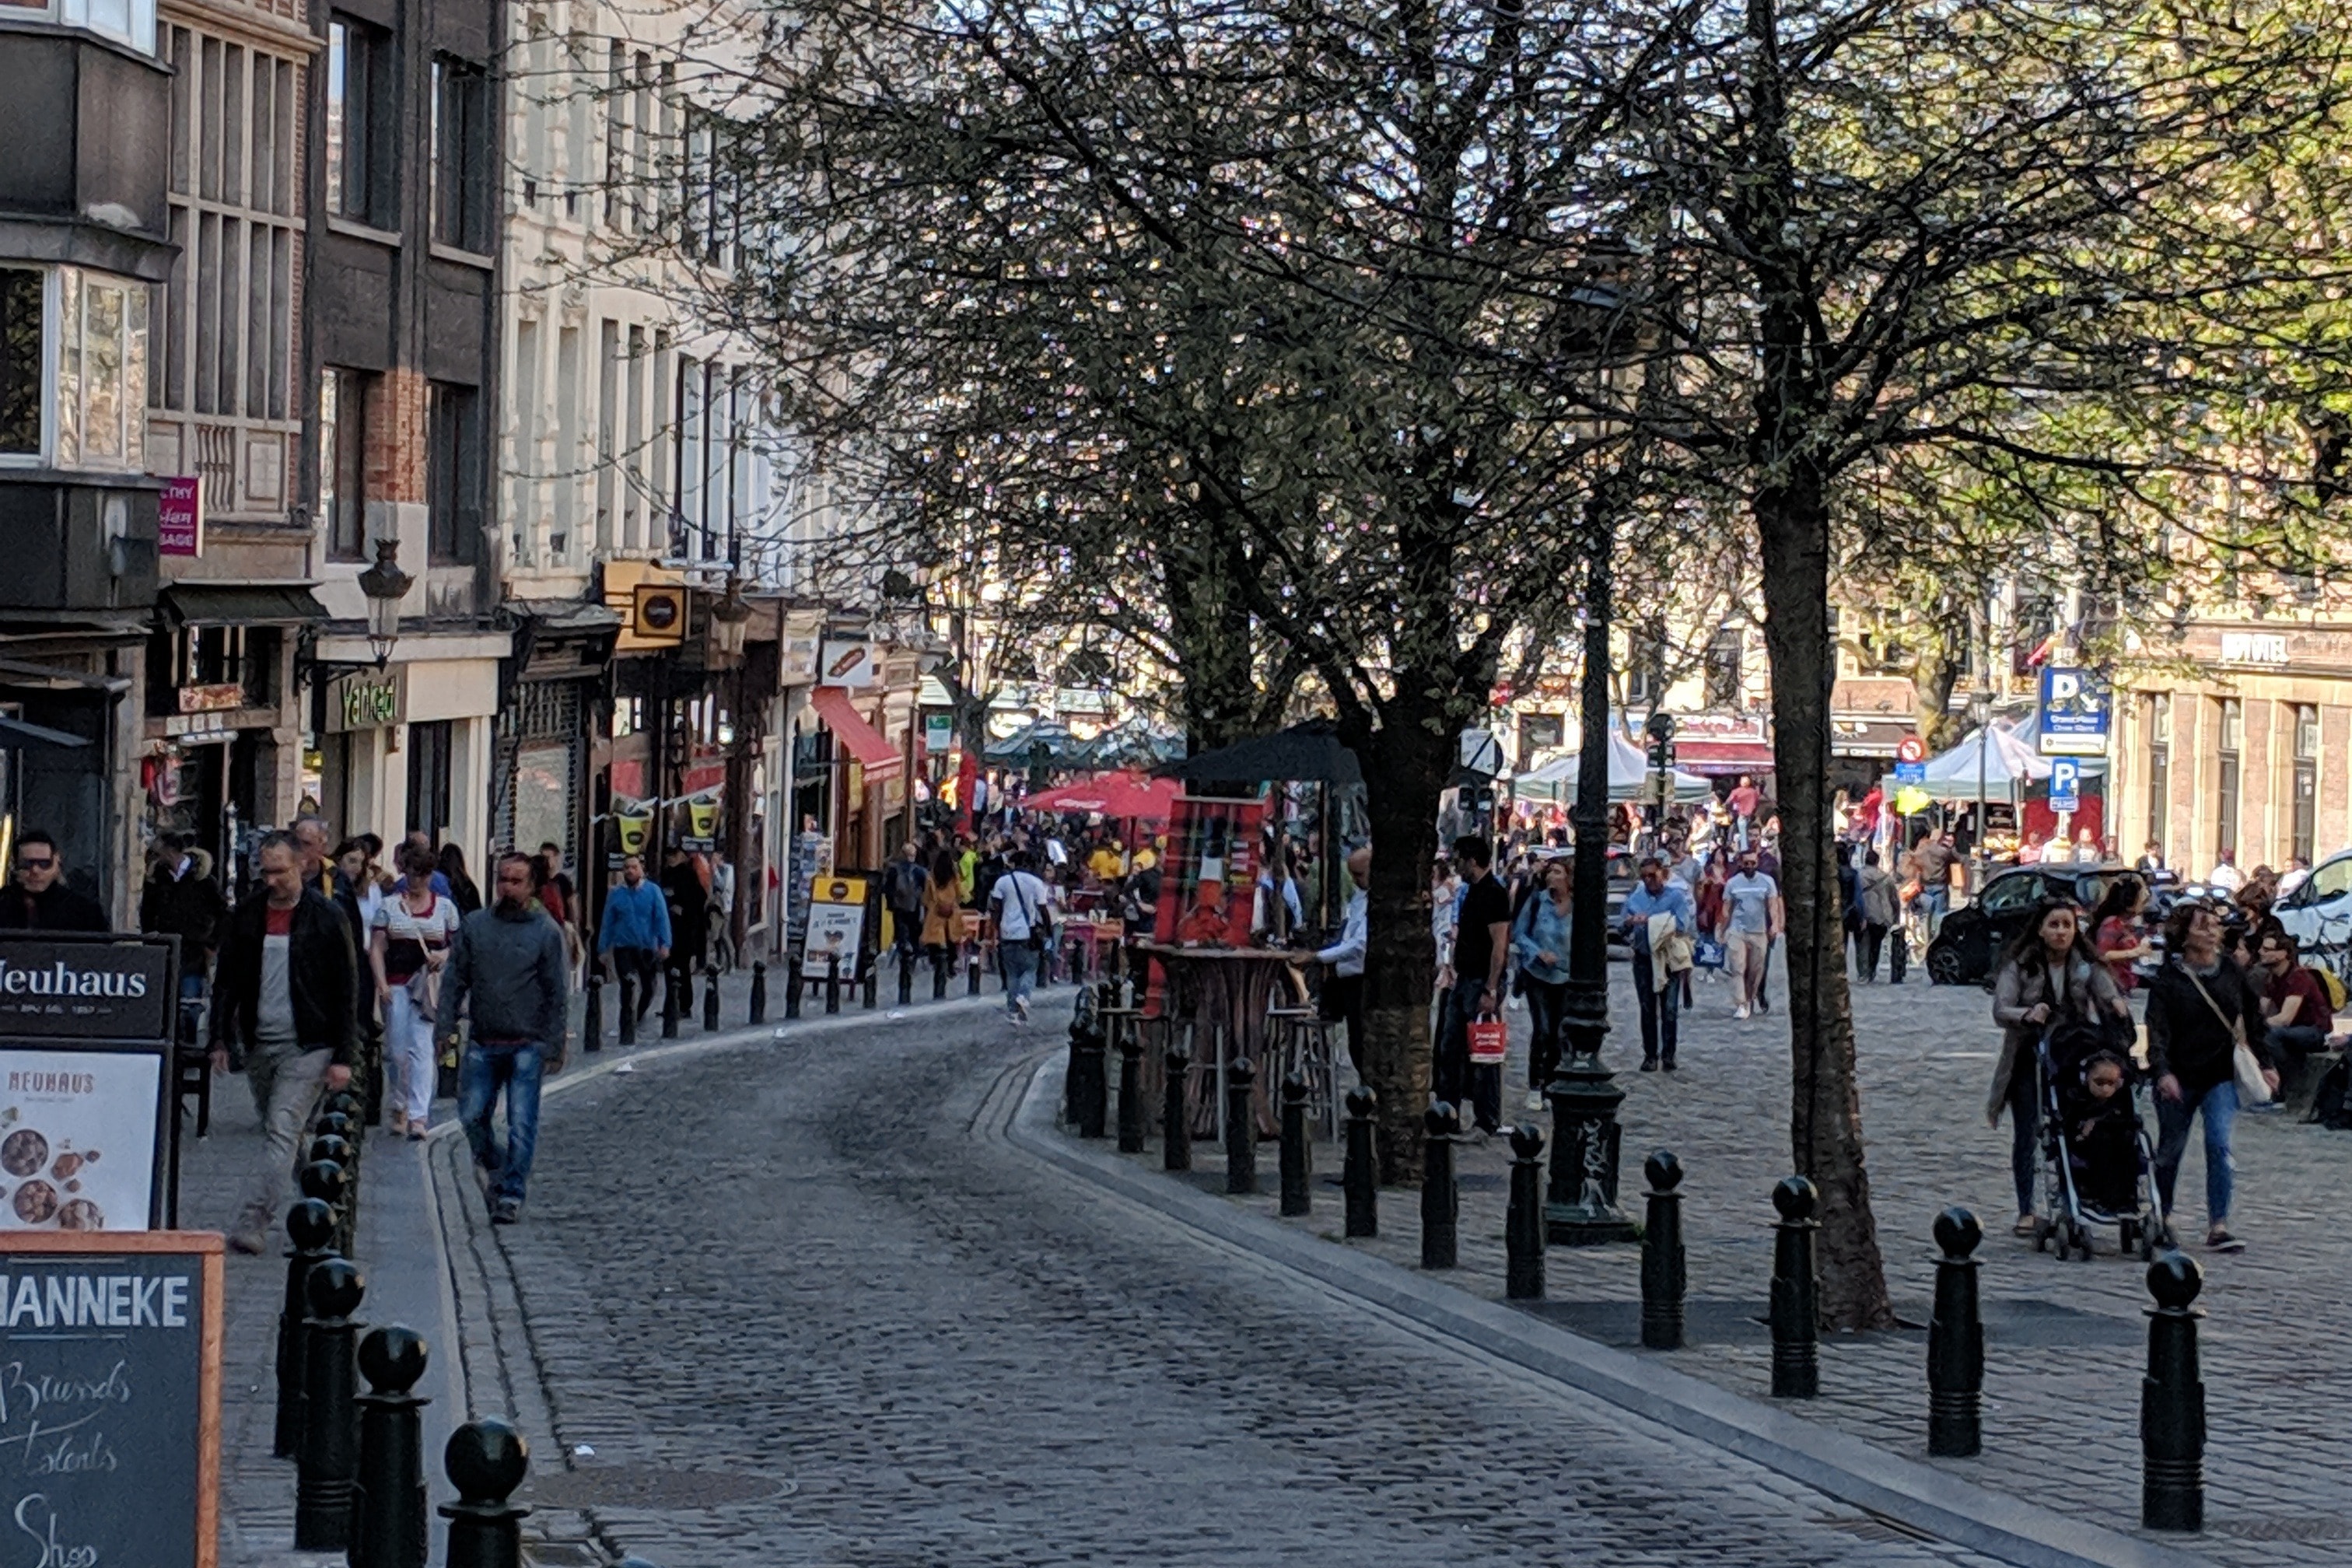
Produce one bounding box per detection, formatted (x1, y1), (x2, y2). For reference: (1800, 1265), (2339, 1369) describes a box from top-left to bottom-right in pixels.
(1925, 862), (2144, 987)
(2275, 849), (2352, 953)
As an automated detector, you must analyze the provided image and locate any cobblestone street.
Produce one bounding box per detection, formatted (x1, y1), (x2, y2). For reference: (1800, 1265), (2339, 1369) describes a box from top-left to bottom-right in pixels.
(1145, 954), (2352, 1566)
(439, 981), (2026, 1567)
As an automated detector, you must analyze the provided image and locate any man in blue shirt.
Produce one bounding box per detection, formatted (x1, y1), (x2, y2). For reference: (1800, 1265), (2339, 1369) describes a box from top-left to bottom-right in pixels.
(597, 854), (671, 1025)
(1620, 853), (1694, 1071)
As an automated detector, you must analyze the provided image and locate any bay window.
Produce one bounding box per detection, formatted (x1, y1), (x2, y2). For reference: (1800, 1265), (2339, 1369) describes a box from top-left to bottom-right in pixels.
(0, 264), (151, 472)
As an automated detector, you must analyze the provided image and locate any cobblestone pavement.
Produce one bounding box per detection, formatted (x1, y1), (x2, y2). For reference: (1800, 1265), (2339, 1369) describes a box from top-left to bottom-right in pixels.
(1143, 950), (2352, 1567)
(439, 989), (2033, 1568)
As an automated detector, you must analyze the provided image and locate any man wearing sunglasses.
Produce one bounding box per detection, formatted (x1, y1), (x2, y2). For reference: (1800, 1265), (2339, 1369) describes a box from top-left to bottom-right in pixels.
(0, 830), (107, 933)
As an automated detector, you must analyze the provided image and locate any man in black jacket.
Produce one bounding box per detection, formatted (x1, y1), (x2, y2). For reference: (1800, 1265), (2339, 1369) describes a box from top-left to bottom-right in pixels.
(140, 836), (228, 978)
(0, 830), (108, 932)
(210, 831), (359, 1252)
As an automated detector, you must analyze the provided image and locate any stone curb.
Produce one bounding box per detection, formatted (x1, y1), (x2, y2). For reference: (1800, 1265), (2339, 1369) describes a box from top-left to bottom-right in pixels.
(1000, 1053), (2217, 1568)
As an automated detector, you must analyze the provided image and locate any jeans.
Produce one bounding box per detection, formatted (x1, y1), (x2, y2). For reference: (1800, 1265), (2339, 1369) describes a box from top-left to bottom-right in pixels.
(1857, 922), (1888, 982)
(2154, 1078), (2239, 1227)
(1002, 939), (1039, 1013)
(2007, 1056), (2040, 1218)
(1434, 982), (1503, 1132)
(459, 1042), (545, 1206)
(1920, 884), (1951, 937)
(1524, 978), (1569, 1088)
(383, 983), (436, 1125)
(607, 946), (661, 1020)
(238, 1041), (334, 1230)
(1630, 947), (1680, 1062)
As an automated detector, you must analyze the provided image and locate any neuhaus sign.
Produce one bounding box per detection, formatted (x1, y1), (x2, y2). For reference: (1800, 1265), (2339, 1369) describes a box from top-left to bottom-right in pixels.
(0, 941), (170, 1041)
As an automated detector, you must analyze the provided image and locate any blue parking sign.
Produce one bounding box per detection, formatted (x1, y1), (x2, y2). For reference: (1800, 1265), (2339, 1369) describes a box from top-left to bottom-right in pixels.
(2049, 758), (2081, 814)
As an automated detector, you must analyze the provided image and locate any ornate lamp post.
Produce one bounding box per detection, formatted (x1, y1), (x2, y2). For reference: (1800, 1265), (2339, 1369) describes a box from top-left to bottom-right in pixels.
(1546, 508), (1637, 1245)
(706, 575), (752, 665)
(355, 539), (412, 670)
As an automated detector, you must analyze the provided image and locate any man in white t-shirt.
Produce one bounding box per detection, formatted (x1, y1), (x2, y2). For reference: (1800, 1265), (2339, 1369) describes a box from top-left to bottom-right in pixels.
(989, 852), (1054, 1023)
(1715, 850), (1784, 1020)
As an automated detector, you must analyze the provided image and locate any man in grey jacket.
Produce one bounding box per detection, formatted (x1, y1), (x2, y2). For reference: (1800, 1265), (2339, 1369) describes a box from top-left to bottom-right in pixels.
(439, 852), (569, 1223)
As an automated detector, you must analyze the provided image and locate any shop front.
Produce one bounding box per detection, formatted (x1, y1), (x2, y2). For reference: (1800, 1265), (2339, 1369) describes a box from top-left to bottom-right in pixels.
(492, 601), (618, 891)
(305, 630), (509, 872)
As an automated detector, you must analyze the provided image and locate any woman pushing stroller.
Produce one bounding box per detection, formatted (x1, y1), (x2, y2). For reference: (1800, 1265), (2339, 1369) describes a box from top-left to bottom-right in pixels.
(1990, 899), (2131, 1236)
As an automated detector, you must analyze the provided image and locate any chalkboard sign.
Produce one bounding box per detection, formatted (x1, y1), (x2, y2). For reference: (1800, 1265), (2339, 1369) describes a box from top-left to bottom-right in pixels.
(0, 1233), (222, 1567)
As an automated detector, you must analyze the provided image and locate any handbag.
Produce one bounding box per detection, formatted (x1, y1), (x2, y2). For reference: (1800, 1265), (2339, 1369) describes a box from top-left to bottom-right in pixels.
(1693, 936), (1727, 971)
(2181, 964), (2272, 1108)
(1466, 1011), (1509, 1065)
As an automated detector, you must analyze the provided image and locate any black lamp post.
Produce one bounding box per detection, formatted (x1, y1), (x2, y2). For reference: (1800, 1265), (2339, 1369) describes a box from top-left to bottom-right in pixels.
(1546, 509), (1637, 1245)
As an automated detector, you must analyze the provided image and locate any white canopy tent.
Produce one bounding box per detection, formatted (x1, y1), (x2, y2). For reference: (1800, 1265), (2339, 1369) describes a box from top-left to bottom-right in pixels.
(1517, 728), (1714, 803)
(1919, 723), (2053, 789)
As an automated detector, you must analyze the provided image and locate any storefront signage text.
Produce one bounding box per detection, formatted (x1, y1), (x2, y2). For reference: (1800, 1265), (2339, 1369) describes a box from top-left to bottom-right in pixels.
(177, 684), (245, 715)
(327, 669), (406, 733)
(2218, 632), (2289, 667)
(157, 478), (201, 558)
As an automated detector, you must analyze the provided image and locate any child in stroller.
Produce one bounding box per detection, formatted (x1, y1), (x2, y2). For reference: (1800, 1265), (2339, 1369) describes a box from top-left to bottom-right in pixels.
(2061, 1050), (2139, 1220)
(2038, 1021), (2160, 1259)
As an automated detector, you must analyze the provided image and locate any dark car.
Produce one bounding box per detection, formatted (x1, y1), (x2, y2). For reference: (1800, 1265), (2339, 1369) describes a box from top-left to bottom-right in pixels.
(1925, 862), (2146, 986)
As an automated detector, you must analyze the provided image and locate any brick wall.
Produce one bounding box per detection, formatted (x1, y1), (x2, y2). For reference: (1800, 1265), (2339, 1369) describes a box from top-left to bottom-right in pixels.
(366, 366), (429, 506)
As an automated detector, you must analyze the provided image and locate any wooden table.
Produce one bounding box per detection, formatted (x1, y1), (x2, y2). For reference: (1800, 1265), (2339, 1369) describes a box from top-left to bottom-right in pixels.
(1136, 943), (1307, 1139)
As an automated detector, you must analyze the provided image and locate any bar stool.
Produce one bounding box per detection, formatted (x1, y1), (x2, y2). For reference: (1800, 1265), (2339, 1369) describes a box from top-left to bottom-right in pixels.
(1265, 1003), (1342, 1139)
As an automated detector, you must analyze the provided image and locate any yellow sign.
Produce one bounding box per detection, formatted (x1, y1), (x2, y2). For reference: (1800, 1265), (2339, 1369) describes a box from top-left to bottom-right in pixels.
(614, 806), (653, 859)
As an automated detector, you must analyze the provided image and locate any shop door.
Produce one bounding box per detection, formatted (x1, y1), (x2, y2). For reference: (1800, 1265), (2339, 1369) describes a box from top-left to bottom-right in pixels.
(408, 720), (455, 843)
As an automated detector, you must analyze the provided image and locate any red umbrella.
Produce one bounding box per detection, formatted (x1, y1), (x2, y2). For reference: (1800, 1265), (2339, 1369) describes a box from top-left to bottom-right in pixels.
(1024, 772), (1181, 821)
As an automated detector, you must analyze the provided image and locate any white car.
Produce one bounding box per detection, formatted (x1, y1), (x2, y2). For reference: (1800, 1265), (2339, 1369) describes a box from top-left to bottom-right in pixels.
(2273, 850), (2352, 952)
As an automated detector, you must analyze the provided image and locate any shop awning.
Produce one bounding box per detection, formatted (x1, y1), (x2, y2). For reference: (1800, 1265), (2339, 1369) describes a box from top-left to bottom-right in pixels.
(1671, 738), (1778, 776)
(810, 684), (903, 781)
(161, 583), (331, 625)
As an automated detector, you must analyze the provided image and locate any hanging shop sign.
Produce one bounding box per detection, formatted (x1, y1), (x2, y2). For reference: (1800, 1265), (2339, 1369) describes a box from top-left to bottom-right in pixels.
(608, 800), (655, 870)
(681, 794), (721, 854)
(157, 476), (203, 558)
(177, 683), (245, 716)
(818, 639), (875, 688)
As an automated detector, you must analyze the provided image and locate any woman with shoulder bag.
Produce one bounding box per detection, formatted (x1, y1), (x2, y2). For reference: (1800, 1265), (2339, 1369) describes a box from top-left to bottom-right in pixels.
(2144, 901), (2280, 1253)
(1990, 898), (2129, 1236)
(370, 843), (460, 1139)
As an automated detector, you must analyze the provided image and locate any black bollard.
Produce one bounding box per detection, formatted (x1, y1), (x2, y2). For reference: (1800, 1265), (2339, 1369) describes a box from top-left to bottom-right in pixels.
(439, 1418), (530, 1568)
(1279, 1074), (1312, 1216)
(617, 969), (638, 1045)
(863, 961), (878, 1010)
(967, 941), (982, 997)
(301, 1157), (352, 1275)
(932, 947), (949, 1000)
(308, 1136), (355, 1257)
(1073, 1016), (1108, 1139)
(750, 959), (768, 1024)
(660, 968), (681, 1038)
(1640, 1151), (1688, 1351)
(1421, 1102), (1460, 1269)
(785, 957), (803, 1019)
(352, 1325), (431, 1568)
(2141, 1251), (2207, 1531)
(583, 972), (603, 1054)
(703, 965), (720, 1031)
(295, 1258), (366, 1550)
(1769, 1175), (1820, 1398)
(1162, 1047), (1192, 1171)
(1506, 1123), (1547, 1299)
(1342, 1086), (1378, 1238)
(1927, 1206), (1985, 1457)
(898, 948), (915, 1006)
(1116, 1028), (1146, 1153)
(825, 954), (842, 1015)
(1224, 1057), (1258, 1194)
(275, 1198), (338, 1458)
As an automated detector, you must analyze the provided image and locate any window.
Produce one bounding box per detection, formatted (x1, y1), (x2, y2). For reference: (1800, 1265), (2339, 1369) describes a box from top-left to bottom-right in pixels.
(55, 269), (148, 472)
(2307, 855), (2352, 906)
(427, 381), (482, 565)
(1703, 627), (1744, 709)
(145, 625), (281, 716)
(320, 368), (371, 561)
(325, 17), (392, 227)
(431, 55), (492, 251)
(2292, 703), (2318, 865)
(2215, 698), (2241, 859)
(2144, 692), (2169, 858)
(1979, 873), (2036, 914)
(0, 270), (39, 458)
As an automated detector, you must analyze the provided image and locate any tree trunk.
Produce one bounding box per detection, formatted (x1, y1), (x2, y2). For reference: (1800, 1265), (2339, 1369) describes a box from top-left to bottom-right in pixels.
(1755, 476), (1899, 1332)
(1346, 695), (1450, 1185)
(1164, 502), (1264, 754)
(1911, 625), (1965, 752)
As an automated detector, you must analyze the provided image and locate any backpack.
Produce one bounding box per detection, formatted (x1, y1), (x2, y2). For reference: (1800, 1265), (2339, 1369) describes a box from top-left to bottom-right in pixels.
(2312, 1055), (2352, 1131)
(2311, 964), (2348, 1013)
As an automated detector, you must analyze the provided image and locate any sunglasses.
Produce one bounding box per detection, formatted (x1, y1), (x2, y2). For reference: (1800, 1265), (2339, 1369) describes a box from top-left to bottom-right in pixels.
(15, 856), (53, 870)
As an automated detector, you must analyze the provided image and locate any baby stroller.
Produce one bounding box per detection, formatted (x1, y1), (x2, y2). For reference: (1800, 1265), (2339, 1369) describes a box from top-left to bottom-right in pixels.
(2032, 1019), (2164, 1262)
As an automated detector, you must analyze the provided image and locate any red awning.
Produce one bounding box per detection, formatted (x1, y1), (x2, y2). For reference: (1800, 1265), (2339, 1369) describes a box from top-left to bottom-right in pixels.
(810, 684), (903, 781)
(1672, 739), (1777, 777)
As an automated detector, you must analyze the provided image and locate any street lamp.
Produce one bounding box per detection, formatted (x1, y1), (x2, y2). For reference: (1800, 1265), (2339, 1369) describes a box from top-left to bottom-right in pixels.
(1970, 682), (1994, 882)
(355, 538), (413, 670)
(1643, 709), (1677, 852)
(707, 575), (752, 665)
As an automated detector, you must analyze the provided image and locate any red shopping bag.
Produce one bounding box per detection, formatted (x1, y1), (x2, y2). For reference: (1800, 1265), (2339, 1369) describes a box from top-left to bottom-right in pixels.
(1467, 1013), (1509, 1065)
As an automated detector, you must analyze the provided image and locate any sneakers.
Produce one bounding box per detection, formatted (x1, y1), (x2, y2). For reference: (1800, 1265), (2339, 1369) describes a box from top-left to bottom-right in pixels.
(1639, 1056), (1658, 1072)
(1524, 1090), (1546, 1111)
(491, 1199), (523, 1226)
(1661, 1056), (1678, 1073)
(228, 1226), (269, 1255)
(2206, 1227), (2243, 1253)
(1016, 998), (1032, 1022)
(1735, 1004), (1752, 1020)
(2244, 1101), (2285, 1115)
(2012, 1213), (2038, 1237)
(407, 1121), (429, 1142)
(388, 1109), (408, 1136)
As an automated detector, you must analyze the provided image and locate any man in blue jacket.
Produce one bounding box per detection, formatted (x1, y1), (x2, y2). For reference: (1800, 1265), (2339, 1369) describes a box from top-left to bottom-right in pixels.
(597, 853), (671, 1024)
